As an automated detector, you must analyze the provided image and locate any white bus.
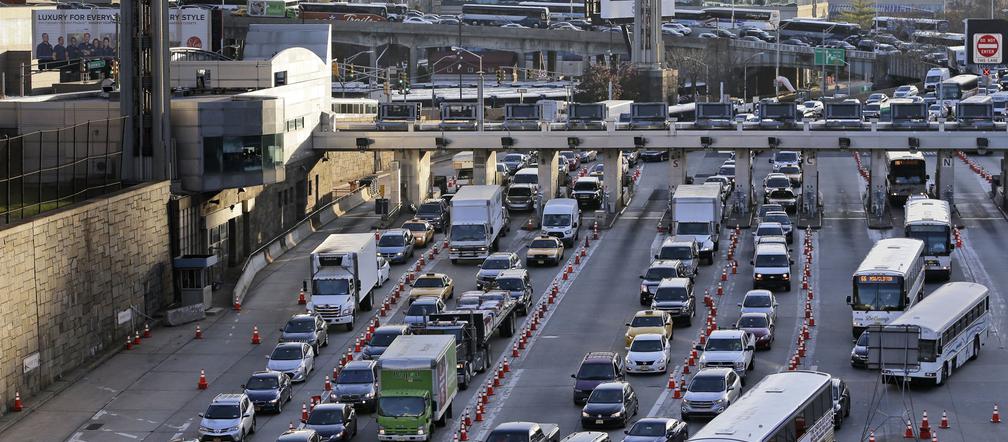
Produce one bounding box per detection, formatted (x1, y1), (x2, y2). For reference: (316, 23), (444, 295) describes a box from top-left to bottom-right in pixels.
(848, 238), (926, 338)
(688, 371), (835, 442)
(518, 1), (585, 21)
(332, 98), (379, 121)
(461, 4), (550, 28)
(880, 282), (990, 385)
(939, 74), (980, 106)
(904, 198), (953, 280)
(884, 151), (927, 203)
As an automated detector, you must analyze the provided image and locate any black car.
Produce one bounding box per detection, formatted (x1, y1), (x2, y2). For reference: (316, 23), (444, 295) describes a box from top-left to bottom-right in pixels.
(640, 150), (668, 162)
(242, 370), (292, 413)
(303, 403), (358, 441)
(622, 417), (688, 442)
(277, 429), (323, 442)
(831, 377), (851, 429)
(280, 313), (329, 356)
(415, 199), (450, 232)
(332, 360), (378, 412)
(850, 331), (868, 368)
(580, 382), (639, 428)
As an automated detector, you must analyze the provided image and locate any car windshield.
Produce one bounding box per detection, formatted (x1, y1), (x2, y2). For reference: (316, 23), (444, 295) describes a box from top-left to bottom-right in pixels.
(738, 315), (768, 328)
(508, 187), (532, 197)
(765, 214), (791, 225)
(369, 331), (402, 347)
(776, 152), (799, 162)
(744, 295), (772, 307)
(560, 151), (576, 159)
(417, 203), (441, 216)
(495, 278), (524, 291)
(760, 205), (784, 217)
(504, 154), (523, 163)
(718, 166), (735, 176)
(853, 279), (904, 311)
(654, 287), (688, 302)
(631, 315), (664, 327)
(451, 224), (486, 242)
(755, 253), (789, 267)
(658, 246), (693, 260)
(307, 408), (345, 425)
(779, 165), (800, 174)
(487, 432), (537, 442)
(270, 346), (303, 360)
(413, 277), (444, 288)
(284, 318), (315, 333)
(204, 404), (241, 420)
(757, 226), (784, 236)
(766, 177), (790, 188)
(705, 338), (743, 352)
(630, 339), (664, 352)
(245, 376), (279, 390)
(337, 368), (374, 384)
(513, 174), (537, 184)
(379, 396), (426, 417)
(378, 234), (405, 247)
(577, 362), (614, 380)
(313, 279), (349, 296)
(803, 101), (818, 108)
(530, 239), (559, 249)
(869, 94), (884, 101)
(403, 223), (427, 232)
(644, 267), (680, 280)
(407, 302), (439, 316)
(542, 214), (571, 227)
(482, 257), (511, 270)
(458, 297), (481, 308)
(857, 331), (870, 346)
(689, 375), (726, 393)
(676, 222), (709, 235)
(629, 421), (667, 436)
(588, 388), (623, 403)
(573, 181), (598, 192)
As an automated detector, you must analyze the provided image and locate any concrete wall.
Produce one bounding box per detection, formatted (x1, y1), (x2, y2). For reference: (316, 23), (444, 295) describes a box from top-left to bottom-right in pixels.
(0, 181), (173, 412)
(0, 7), (34, 97)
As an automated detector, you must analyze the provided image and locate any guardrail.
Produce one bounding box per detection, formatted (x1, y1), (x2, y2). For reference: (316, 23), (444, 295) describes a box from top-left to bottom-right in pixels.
(728, 39), (876, 61)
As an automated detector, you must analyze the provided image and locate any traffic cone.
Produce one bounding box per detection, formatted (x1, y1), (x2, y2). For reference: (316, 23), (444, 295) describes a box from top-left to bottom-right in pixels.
(503, 358), (510, 373)
(721, 268), (727, 281)
(868, 431), (875, 442)
(324, 375), (332, 391)
(717, 283), (723, 296)
(682, 359), (690, 374)
(940, 410), (949, 429)
(992, 404), (1001, 423)
(512, 343), (520, 357)
(289, 421), (295, 430)
(904, 420), (915, 438)
(667, 375), (676, 390)
(475, 403), (484, 421)
(133, 331), (141, 345)
(301, 402), (309, 422)
(460, 426), (469, 441)
(251, 326), (261, 345)
(298, 289), (307, 305)
(12, 392), (22, 412)
(195, 324), (203, 339)
(574, 253), (581, 265)
(198, 369), (208, 390)
(233, 295), (241, 312)
(920, 410), (932, 439)
(125, 336), (132, 350)
(465, 411), (472, 427)
(143, 323), (151, 338)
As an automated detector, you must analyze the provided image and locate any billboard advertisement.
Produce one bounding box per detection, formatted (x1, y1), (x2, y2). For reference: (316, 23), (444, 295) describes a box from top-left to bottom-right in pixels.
(32, 8), (211, 62)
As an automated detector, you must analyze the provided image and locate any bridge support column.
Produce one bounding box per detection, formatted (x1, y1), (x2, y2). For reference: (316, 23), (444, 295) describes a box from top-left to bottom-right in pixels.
(867, 149), (892, 229)
(729, 149), (754, 228)
(472, 149), (498, 185)
(547, 51), (557, 75)
(395, 150), (431, 206)
(935, 149), (955, 206)
(1002, 153), (1008, 209)
(667, 149), (688, 196)
(798, 150), (821, 229)
(409, 46), (420, 84)
(538, 149), (560, 201)
(603, 149), (625, 215)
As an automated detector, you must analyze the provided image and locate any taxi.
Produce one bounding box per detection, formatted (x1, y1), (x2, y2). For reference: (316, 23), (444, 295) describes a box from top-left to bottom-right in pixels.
(408, 273), (454, 302)
(401, 218), (435, 247)
(624, 310), (674, 348)
(525, 235), (565, 266)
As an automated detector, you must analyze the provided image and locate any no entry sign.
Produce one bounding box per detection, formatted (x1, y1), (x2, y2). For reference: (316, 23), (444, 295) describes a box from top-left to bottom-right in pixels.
(973, 33), (1003, 64)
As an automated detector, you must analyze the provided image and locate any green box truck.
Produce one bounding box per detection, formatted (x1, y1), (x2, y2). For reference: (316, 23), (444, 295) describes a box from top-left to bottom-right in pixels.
(377, 335), (458, 442)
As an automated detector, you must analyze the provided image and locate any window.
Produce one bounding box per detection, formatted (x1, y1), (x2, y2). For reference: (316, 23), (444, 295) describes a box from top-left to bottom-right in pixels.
(274, 70), (288, 87)
(203, 136), (223, 174)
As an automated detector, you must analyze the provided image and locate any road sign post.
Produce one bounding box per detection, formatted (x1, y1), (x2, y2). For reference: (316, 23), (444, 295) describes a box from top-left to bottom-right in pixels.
(814, 48), (845, 98)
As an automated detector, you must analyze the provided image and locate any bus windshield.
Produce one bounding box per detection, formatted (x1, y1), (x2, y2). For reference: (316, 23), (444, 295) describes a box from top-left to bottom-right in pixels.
(853, 277), (905, 311)
(906, 225), (950, 255)
(889, 161), (927, 184)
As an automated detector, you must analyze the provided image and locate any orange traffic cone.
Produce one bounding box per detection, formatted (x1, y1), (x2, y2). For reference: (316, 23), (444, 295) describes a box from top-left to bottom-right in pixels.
(301, 402), (309, 422)
(125, 336), (132, 350)
(195, 324), (203, 339)
(460, 426), (469, 441)
(940, 410), (949, 429)
(233, 295), (241, 312)
(12, 391), (23, 412)
(904, 420), (915, 438)
(143, 323), (151, 338)
(919, 410), (932, 439)
(868, 432), (875, 442)
(198, 369), (208, 390)
(993, 404), (1001, 423)
(298, 289), (307, 305)
(133, 331), (142, 345)
(251, 326), (261, 345)
(667, 375), (676, 390)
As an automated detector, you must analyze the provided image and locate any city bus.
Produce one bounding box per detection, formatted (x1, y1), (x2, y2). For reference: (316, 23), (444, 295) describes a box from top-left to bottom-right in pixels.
(299, 2), (389, 21)
(879, 282), (990, 385)
(704, 7), (776, 31)
(671, 9), (711, 27)
(378, 2), (409, 20)
(911, 31), (965, 48)
(904, 198), (953, 280)
(332, 98), (379, 121)
(874, 16), (950, 38)
(885, 151), (927, 203)
(518, 1), (585, 21)
(461, 4), (550, 28)
(939, 74), (980, 105)
(778, 19), (861, 43)
(848, 238), (926, 338)
(688, 371), (835, 442)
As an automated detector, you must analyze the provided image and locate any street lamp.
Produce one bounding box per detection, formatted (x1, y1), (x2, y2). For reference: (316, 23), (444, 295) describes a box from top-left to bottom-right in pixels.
(452, 46), (485, 131)
(774, 20), (791, 96)
(742, 51), (766, 104)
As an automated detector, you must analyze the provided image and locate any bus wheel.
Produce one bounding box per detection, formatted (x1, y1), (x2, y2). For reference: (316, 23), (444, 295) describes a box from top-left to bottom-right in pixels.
(937, 362), (948, 386)
(971, 336), (980, 361)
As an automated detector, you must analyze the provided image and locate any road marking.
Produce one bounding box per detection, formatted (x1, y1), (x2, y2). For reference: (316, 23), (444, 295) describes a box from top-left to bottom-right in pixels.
(113, 433), (138, 439)
(645, 364), (682, 417)
(471, 369), (525, 441)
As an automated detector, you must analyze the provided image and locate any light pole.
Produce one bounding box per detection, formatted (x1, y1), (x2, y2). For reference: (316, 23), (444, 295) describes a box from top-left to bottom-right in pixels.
(840, 59), (852, 98)
(742, 51), (766, 104)
(452, 46), (485, 130)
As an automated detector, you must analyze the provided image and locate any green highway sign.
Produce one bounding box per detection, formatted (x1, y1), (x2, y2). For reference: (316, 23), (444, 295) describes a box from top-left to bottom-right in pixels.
(87, 59), (106, 70)
(814, 47), (845, 66)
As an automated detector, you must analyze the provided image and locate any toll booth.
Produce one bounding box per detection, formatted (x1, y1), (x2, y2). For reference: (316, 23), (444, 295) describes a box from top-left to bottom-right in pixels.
(693, 102), (734, 129)
(173, 254), (218, 308)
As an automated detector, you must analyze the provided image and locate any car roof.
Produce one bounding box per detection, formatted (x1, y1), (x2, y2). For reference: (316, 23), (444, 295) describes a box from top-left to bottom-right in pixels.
(404, 219), (431, 225)
(412, 297), (442, 305)
(694, 367), (734, 377)
(343, 360), (377, 370)
(634, 417), (676, 426)
(632, 333), (664, 341)
(288, 313), (316, 321)
(575, 176), (600, 184)
(668, 236), (697, 245)
(381, 228), (408, 236)
(249, 370), (282, 379)
(594, 381), (628, 390)
(757, 222), (783, 228)
(764, 211), (790, 218)
(708, 329), (746, 339)
(497, 269), (528, 277)
(275, 342), (306, 350)
(650, 259), (683, 268)
(211, 393), (246, 404)
(656, 277), (690, 288)
(375, 324), (409, 333)
(494, 422), (539, 432)
(634, 310), (666, 317)
(755, 243), (789, 254)
(583, 351), (617, 361)
(739, 312), (771, 320)
(312, 402), (351, 412)
(487, 252), (517, 259)
(532, 235), (561, 242)
(418, 272), (447, 278)
(744, 290), (773, 298)
(765, 173), (788, 179)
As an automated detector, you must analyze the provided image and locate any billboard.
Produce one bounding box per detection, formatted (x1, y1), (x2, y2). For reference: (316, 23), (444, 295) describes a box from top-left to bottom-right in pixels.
(32, 8), (211, 61)
(248, 0), (292, 17)
(600, 0), (675, 20)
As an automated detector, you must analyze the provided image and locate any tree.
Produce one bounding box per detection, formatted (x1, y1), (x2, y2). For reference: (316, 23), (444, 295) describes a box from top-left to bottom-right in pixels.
(840, 0), (876, 30)
(573, 62), (622, 102)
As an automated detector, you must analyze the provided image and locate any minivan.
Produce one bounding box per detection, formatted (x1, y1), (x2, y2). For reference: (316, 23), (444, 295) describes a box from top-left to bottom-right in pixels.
(571, 352), (624, 404)
(541, 198), (581, 246)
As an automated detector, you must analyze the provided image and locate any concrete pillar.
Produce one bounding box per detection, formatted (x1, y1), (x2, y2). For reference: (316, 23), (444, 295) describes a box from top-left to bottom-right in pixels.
(1002, 152), (1008, 208)
(472, 149), (498, 185)
(868, 149), (888, 216)
(603, 149), (624, 214)
(409, 46), (421, 84)
(800, 149), (819, 218)
(538, 149), (560, 201)
(732, 148), (753, 219)
(395, 150), (432, 206)
(547, 51), (558, 75)
(668, 149), (689, 196)
(935, 149), (955, 205)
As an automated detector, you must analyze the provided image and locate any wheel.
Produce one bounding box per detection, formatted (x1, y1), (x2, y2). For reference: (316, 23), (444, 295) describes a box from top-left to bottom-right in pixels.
(834, 414), (843, 430)
(322, 333), (329, 347)
(749, 357), (755, 371)
(276, 399), (283, 414)
(250, 417), (256, 434)
(451, 259), (458, 264)
(785, 283), (792, 292)
(971, 336), (980, 360)
(240, 430), (246, 441)
(345, 312), (355, 332)
(937, 362), (948, 386)
(449, 288), (454, 299)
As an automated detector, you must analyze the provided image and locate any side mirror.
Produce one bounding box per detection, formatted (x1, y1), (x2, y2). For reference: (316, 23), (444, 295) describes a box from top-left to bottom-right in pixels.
(640, 275), (646, 279)
(846, 295), (852, 304)
(750, 260), (755, 265)
(624, 431), (630, 435)
(279, 328), (284, 332)
(571, 374), (577, 379)
(737, 302), (742, 307)
(198, 413), (204, 418)
(240, 384), (246, 389)
(625, 322), (631, 326)
(769, 158), (774, 163)
(746, 345), (756, 351)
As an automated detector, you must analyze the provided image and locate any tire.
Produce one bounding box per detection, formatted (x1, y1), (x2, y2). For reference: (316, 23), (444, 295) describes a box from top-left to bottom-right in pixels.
(971, 336), (980, 360)
(785, 283), (792, 292)
(449, 288), (454, 299)
(322, 333), (329, 347)
(240, 430), (246, 441)
(834, 414), (843, 430)
(937, 363), (948, 386)
(345, 312), (355, 332)
(749, 356), (755, 371)
(276, 399), (283, 414)
(451, 259), (458, 264)
(250, 417), (256, 434)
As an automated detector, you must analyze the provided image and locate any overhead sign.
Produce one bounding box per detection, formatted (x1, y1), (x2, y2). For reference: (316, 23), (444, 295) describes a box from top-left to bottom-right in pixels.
(32, 8), (211, 60)
(965, 19), (1007, 65)
(600, 0), (675, 20)
(248, 0), (291, 17)
(814, 47), (845, 66)
(973, 33), (1002, 64)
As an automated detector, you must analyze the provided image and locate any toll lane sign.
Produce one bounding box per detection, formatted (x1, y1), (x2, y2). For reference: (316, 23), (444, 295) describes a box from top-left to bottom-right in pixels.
(973, 33), (1002, 64)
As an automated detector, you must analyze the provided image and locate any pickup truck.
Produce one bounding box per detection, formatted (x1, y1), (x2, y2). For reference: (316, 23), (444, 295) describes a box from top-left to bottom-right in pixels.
(695, 329), (756, 382)
(485, 422), (560, 442)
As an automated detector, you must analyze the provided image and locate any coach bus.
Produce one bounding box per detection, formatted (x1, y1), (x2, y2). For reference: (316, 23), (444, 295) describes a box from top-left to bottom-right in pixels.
(912, 31), (965, 48)
(904, 198), (953, 280)
(939, 74), (980, 105)
(461, 4), (550, 28)
(848, 238), (926, 338)
(778, 19), (861, 43)
(874, 16), (950, 38)
(332, 98), (379, 121)
(880, 282), (990, 385)
(670, 9), (711, 27)
(885, 151), (928, 203)
(518, 1), (585, 21)
(688, 371), (835, 442)
(704, 7), (776, 31)
(299, 2), (389, 21)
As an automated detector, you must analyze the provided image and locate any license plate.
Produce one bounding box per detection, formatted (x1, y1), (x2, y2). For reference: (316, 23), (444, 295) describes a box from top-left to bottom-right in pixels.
(595, 419), (604, 424)
(538, 260), (544, 264)
(213, 439), (223, 442)
(255, 405), (262, 411)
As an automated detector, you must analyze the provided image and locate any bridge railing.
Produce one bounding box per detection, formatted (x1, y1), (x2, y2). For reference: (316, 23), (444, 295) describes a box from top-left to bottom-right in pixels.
(728, 39), (876, 61)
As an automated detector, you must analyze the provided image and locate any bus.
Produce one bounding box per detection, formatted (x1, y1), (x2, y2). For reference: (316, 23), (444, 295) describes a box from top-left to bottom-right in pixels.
(885, 151), (928, 202)
(332, 98), (379, 121)
(461, 4), (550, 28)
(379, 2), (409, 20)
(778, 19), (861, 43)
(879, 282), (990, 385)
(874, 16), (950, 38)
(299, 2), (389, 21)
(518, 1), (585, 21)
(704, 7), (777, 31)
(938, 74), (980, 105)
(911, 31), (965, 48)
(688, 371), (835, 442)
(904, 198), (953, 280)
(671, 9), (711, 27)
(848, 238), (926, 338)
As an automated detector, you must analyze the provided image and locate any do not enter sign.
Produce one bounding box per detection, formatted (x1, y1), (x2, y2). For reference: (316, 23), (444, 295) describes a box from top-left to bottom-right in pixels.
(974, 33), (1003, 64)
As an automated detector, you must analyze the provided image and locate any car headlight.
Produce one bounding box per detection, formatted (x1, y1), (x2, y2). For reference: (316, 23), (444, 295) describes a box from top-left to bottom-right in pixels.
(755, 273), (763, 280)
(395, 252), (404, 256)
(363, 391), (375, 399)
(478, 247), (488, 251)
(714, 398), (727, 405)
(227, 426), (240, 432)
(640, 284), (649, 293)
(199, 426), (212, 433)
(451, 248), (460, 252)
(610, 410), (624, 418)
(379, 428), (386, 435)
(582, 411), (591, 418)
(418, 428), (426, 435)
(564, 229), (572, 235)
(735, 361), (747, 369)
(782, 273), (790, 280)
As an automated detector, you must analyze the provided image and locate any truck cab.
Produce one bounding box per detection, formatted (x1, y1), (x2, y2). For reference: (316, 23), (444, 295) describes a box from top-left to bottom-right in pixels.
(450, 185), (510, 263)
(377, 335), (458, 442)
(308, 233), (379, 331)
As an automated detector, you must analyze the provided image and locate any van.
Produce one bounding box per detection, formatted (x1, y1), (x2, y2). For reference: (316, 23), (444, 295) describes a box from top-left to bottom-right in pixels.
(512, 168), (539, 186)
(559, 431), (610, 442)
(924, 67), (950, 93)
(541, 198), (581, 246)
(751, 243), (794, 291)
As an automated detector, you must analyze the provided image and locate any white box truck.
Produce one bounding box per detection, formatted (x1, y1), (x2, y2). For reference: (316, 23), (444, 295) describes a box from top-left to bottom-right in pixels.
(670, 184), (723, 265)
(307, 233), (379, 331)
(449, 185), (509, 263)
(452, 152), (474, 190)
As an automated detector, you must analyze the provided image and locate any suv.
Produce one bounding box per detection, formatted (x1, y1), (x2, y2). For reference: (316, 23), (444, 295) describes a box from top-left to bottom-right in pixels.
(493, 269), (533, 315)
(280, 313), (329, 356)
(831, 377), (852, 429)
(415, 198), (450, 232)
(506, 184), (539, 211)
(751, 243), (794, 291)
(648, 278), (695, 326)
(572, 177), (604, 209)
(654, 236), (701, 273)
(695, 330), (756, 380)
(571, 352), (624, 404)
(331, 360), (378, 412)
(476, 252), (522, 289)
(680, 368), (742, 421)
(198, 393), (257, 441)
(362, 325), (409, 359)
(243, 370), (292, 413)
(377, 228), (415, 264)
(760, 211), (793, 243)
(639, 260), (689, 305)
(752, 222), (786, 245)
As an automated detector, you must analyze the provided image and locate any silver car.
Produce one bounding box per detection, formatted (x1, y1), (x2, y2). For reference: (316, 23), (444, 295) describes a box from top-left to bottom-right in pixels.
(475, 252), (522, 289)
(266, 342), (315, 382)
(680, 368), (743, 420)
(738, 290), (778, 322)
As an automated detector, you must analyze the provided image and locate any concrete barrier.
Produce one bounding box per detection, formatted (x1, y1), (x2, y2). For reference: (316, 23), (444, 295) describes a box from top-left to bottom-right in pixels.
(165, 303), (207, 326)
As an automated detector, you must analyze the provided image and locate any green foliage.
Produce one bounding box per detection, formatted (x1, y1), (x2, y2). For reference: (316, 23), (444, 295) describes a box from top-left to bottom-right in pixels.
(840, 0), (876, 29)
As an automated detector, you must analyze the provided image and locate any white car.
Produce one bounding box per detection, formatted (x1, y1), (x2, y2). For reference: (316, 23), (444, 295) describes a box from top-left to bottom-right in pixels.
(377, 256), (391, 287)
(266, 342), (315, 383)
(403, 16), (433, 24)
(199, 393), (257, 441)
(738, 289), (778, 322)
(695, 330), (756, 379)
(752, 222), (785, 245)
(624, 334), (671, 374)
(894, 85), (919, 98)
(798, 100), (823, 118)
(680, 368), (743, 420)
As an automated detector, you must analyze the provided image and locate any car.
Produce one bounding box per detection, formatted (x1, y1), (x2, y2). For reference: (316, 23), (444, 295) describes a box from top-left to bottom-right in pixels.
(756, 204), (785, 223)
(576, 150), (598, 163)
(695, 330), (755, 380)
(781, 38), (809, 47)
(492, 269), (534, 315)
(856, 39), (877, 51)
(487, 422), (561, 442)
(623, 150), (640, 166)
(403, 297), (445, 325)
(243, 371), (292, 413)
(198, 393), (257, 441)
(416, 199), (450, 232)
(580, 382), (639, 428)
(401, 219), (435, 247)
(649, 278), (695, 325)
(377, 256), (390, 286)
(735, 312), (775, 350)
(831, 377), (852, 429)
(560, 150), (581, 171)
(438, 17), (460, 25)
(501, 23), (528, 28)
(875, 43), (899, 55)
(377, 229), (415, 264)
(928, 104), (950, 121)
(588, 163), (604, 178)
(850, 330), (869, 368)
(751, 242), (793, 291)
(739, 28), (771, 40)
(738, 289), (778, 322)
(267, 342), (315, 382)
(776, 164), (802, 187)
(739, 35), (763, 43)
(639, 150), (668, 162)
(752, 222), (785, 245)
(402, 16), (433, 24)
(301, 402), (357, 441)
(639, 260), (688, 305)
(572, 352), (624, 404)
(798, 100), (823, 118)
(331, 360), (378, 412)
(571, 176), (604, 209)
(680, 368), (742, 421)
(763, 172), (792, 191)
(622, 417), (688, 442)
(770, 151), (800, 169)
(866, 92), (889, 104)
(717, 164), (735, 182)
(279, 313), (329, 356)
(624, 310), (674, 348)
(456, 290), (485, 310)
(526, 235), (565, 266)
(362, 325), (409, 359)
(761, 211), (793, 243)
(661, 27), (684, 37)
(277, 428), (323, 442)
(408, 272), (454, 301)
(734, 113), (758, 124)
(654, 236), (700, 274)
(506, 184), (538, 211)
(704, 175), (732, 202)
(550, 22), (582, 31)
(502, 153), (527, 175)
(624, 334), (671, 374)
(764, 186), (798, 212)
(894, 85), (919, 98)
(476, 252), (522, 289)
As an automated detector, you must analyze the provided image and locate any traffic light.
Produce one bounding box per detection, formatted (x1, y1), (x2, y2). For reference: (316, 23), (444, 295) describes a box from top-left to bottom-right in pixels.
(399, 70), (407, 93)
(496, 68), (503, 85)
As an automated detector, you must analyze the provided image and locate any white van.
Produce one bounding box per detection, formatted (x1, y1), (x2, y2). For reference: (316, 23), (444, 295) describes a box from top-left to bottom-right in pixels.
(924, 67), (950, 93)
(512, 168), (539, 186)
(541, 198), (581, 246)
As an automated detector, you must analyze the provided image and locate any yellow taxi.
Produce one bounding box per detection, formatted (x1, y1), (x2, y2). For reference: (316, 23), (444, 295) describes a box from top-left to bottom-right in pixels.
(409, 273), (454, 301)
(624, 310), (673, 347)
(525, 236), (565, 266)
(402, 219), (435, 247)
